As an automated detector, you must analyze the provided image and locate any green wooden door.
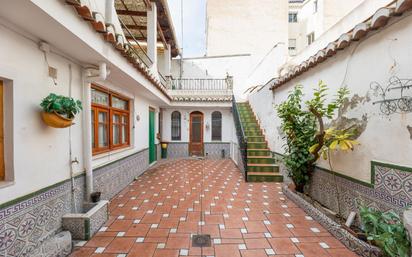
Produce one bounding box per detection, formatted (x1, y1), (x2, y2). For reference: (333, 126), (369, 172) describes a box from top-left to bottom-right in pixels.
(149, 109), (156, 164)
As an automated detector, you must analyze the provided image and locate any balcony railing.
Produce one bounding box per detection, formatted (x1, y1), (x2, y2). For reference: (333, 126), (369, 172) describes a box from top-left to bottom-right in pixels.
(166, 76), (233, 99)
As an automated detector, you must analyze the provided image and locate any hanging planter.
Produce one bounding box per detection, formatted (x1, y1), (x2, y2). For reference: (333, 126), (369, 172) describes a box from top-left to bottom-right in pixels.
(40, 93), (82, 129)
(41, 111), (74, 128)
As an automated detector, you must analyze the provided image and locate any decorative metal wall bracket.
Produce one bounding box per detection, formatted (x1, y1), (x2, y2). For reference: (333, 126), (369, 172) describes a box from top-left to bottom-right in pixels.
(370, 76), (412, 115)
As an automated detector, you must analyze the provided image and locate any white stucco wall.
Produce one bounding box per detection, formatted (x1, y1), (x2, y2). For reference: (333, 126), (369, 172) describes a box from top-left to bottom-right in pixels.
(287, 0), (394, 67)
(0, 19), (160, 204)
(249, 13), (412, 183)
(161, 107), (234, 143)
(203, 0), (289, 99)
(288, 0), (363, 57)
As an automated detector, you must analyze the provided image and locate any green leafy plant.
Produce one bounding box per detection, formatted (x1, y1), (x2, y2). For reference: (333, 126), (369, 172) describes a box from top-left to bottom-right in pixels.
(277, 82), (356, 193)
(277, 85), (317, 192)
(360, 205), (410, 257)
(40, 93), (82, 119)
(305, 82), (354, 162)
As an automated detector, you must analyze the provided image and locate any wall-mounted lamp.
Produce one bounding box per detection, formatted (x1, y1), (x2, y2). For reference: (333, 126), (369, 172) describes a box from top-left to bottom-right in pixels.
(136, 114), (140, 121)
(205, 121), (210, 130)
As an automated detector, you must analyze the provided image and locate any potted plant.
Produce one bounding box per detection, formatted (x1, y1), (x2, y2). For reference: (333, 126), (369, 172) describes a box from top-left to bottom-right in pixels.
(40, 93), (82, 128)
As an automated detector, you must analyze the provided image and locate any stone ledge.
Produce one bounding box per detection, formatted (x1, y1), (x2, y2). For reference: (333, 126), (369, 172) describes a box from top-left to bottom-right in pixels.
(62, 200), (109, 240)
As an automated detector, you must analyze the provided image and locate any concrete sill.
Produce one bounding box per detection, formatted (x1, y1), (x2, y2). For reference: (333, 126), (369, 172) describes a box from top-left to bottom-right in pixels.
(0, 181), (15, 189)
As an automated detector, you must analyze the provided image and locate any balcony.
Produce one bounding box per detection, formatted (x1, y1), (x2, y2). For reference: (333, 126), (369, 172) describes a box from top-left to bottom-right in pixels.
(166, 76), (233, 102)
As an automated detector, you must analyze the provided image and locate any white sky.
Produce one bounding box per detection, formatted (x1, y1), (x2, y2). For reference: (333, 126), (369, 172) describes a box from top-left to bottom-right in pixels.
(167, 0), (206, 58)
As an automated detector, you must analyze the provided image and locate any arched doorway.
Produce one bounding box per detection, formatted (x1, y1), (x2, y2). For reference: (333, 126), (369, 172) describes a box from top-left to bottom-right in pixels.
(189, 111), (204, 156)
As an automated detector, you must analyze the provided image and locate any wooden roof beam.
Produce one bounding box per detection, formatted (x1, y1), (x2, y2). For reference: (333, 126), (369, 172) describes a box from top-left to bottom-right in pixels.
(157, 22), (167, 47)
(122, 24), (147, 30)
(116, 10), (146, 16)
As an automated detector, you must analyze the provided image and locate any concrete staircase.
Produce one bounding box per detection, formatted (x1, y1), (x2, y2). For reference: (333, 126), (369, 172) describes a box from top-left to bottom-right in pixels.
(237, 102), (283, 182)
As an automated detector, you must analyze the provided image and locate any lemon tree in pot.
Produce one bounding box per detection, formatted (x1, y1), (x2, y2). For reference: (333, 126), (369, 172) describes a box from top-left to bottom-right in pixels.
(40, 93), (82, 128)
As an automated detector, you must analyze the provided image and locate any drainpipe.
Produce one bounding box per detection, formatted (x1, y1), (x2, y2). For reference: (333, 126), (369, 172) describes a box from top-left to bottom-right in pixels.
(83, 63), (109, 201)
(105, 0), (114, 25)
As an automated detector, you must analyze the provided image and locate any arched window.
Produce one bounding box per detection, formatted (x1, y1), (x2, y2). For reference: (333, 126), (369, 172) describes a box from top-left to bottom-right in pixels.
(211, 111), (222, 141)
(171, 111), (181, 140)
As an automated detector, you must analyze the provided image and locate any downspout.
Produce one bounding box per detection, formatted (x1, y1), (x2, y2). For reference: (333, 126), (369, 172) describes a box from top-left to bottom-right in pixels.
(83, 62), (109, 201)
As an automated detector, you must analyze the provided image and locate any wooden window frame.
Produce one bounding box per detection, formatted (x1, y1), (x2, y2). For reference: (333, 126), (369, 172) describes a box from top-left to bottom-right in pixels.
(91, 84), (130, 155)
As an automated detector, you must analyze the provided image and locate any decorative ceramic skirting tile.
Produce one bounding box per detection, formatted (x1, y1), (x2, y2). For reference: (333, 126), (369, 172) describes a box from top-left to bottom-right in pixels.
(309, 166), (406, 224)
(0, 176), (84, 257)
(167, 143), (189, 158)
(93, 149), (149, 200)
(274, 151), (412, 225)
(282, 185), (382, 257)
(167, 142), (230, 159)
(204, 143), (230, 159)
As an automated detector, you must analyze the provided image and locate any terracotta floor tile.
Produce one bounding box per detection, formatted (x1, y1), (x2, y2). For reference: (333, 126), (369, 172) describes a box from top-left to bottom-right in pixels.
(220, 228), (243, 238)
(244, 238), (270, 249)
(146, 228), (170, 238)
(104, 237), (135, 253)
(290, 228), (316, 237)
(205, 214), (224, 224)
(240, 249), (269, 257)
(215, 244), (241, 257)
(244, 221), (268, 233)
(177, 222), (198, 233)
(297, 242), (330, 257)
(126, 224), (151, 237)
(153, 249), (179, 257)
(107, 219), (132, 232)
(268, 238), (300, 254)
(70, 159), (360, 257)
(128, 242), (157, 257)
(165, 236), (190, 249)
(266, 225), (293, 237)
(85, 236), (114, 248)
(90, 254), (118, 257)
(69, 247), (96, 257)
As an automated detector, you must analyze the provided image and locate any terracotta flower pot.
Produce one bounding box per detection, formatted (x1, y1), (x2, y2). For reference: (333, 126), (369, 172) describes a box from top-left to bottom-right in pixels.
(41, 111), (74, 128)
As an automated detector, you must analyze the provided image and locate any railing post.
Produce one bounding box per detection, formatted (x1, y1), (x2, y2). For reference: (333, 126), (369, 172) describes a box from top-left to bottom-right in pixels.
(232, 95), (248, 181)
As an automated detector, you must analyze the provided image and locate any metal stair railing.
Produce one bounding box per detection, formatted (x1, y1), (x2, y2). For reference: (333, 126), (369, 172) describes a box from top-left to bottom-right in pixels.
(232, 95), (248, 181)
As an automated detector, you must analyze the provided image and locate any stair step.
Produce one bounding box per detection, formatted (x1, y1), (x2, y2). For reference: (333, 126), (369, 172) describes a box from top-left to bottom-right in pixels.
(246, 136), (265, 142)
(247, 156), (276, 164)
(247, 142), (268, 149)
(247, 163), (279, 173)
(247, 172), (284, 182)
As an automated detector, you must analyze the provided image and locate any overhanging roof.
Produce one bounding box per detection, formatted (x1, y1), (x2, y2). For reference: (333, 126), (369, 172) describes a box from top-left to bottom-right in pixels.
(115, 0), (180, 57)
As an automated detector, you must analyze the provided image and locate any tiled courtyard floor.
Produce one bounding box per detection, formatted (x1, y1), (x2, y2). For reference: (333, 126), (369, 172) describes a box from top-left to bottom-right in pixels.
(70, 159), (359, 257)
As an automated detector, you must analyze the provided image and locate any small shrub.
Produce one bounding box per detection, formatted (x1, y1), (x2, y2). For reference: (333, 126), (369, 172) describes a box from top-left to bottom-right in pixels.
(360, 205), (410, 257)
